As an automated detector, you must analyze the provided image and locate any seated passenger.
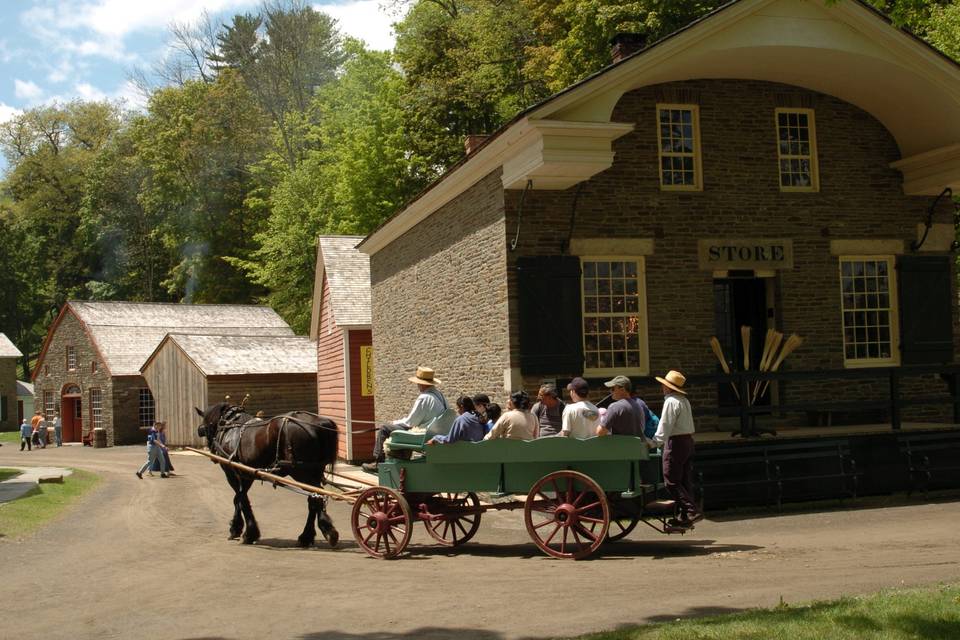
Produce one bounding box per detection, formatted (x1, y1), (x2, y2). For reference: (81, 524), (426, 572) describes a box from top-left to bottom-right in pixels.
(429, 396), (486, 445)
(484, 391), (539, 440)
(472, 393), (490, 423)
(596, 375), (643, 437)
(561, 377), (600, 438)
(532, 383), (565, 437)
(484, 403), (502, 435)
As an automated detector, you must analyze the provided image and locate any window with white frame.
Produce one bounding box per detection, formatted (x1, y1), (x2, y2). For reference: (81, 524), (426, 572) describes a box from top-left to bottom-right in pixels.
(776, 108), (819, 191)
(656, 104), (702, 190)
(839, 256), (898, 366)
(581, 257), (649, 375)
(90, 388), (103, 429)
(66, 345), (77, 371)
(138, 388), (155, 428)
(44, 391), (55, 418)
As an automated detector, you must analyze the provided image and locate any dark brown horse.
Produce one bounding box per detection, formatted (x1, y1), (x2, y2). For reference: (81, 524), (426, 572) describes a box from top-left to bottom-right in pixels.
(196, 402), (339, 548)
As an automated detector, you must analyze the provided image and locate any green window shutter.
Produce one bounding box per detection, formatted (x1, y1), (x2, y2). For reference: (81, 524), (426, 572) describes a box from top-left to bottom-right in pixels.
(516, 255), (584, 374)
(898, 255), (955, 365)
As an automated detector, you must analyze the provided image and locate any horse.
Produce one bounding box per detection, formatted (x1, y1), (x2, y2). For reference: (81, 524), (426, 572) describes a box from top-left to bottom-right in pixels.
(195, 402), (340, 548)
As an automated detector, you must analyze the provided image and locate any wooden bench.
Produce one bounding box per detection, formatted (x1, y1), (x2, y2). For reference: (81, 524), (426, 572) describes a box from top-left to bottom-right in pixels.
(899, 431), (960, 496)
(696, 439), (860, 511)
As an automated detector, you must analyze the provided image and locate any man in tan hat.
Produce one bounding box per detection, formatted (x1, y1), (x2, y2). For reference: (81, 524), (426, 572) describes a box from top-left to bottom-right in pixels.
(651, 370), (702, 528)
(363, 366), (448, 472)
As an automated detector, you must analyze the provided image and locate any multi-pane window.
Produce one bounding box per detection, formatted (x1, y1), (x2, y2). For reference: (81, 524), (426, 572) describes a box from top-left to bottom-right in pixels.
(656, 104), (701, 190)
(66, 345), (77, 370)
(90, 389), (103, 429)
(44, 391), (55, 419)
(138, 388), (155, 428)
(776, 108), (819, 191)
(581, 258), (648, 374)
(840, 257), (898, 365)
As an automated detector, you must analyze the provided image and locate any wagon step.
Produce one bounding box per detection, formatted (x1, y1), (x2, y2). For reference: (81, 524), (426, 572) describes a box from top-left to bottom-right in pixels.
(642, 499), (677, 515)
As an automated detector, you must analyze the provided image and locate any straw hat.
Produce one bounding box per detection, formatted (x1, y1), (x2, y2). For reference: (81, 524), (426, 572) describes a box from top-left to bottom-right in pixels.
(408, 366), (442, 386)
(655, 370), (687, 395)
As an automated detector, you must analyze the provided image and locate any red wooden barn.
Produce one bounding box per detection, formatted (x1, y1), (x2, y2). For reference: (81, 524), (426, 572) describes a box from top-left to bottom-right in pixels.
(311, 236), (375, 463)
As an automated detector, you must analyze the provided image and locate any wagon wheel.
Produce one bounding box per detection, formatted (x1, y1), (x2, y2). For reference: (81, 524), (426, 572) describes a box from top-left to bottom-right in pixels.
(605, 517), (640, 542)
(422, 492), (482, 547)
(351, 487), (412, 559)
(524, 470), (609, 559)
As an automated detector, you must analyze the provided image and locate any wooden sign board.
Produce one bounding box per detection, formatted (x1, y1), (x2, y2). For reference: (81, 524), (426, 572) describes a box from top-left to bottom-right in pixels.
(360, 346), (375, 396)
(698, 239), (794, 270)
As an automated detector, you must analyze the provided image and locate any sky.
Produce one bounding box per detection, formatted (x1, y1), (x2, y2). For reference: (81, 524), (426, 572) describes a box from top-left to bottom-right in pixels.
(0, 0), (401, 123)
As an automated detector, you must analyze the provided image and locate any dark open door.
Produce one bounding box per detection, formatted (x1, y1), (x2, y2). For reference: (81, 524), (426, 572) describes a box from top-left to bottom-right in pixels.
(898, 255), (954, 365)
(516, 256), (584, 374)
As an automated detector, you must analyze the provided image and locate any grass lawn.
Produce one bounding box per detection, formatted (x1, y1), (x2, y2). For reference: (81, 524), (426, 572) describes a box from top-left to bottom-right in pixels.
(0, 468), (20, 482)
(0, 431), (19, 445)
(0, 468), (100, 539)
(577, 583), (960, 640)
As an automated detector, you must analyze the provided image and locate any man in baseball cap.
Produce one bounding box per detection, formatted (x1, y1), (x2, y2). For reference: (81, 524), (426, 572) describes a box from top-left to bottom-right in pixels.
(596, 375), (644, 437)
(560, 377), (600, 439)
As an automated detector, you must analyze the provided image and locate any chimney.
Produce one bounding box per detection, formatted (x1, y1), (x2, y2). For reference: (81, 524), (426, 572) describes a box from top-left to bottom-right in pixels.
(464, 134), (489, 156)
(610, 33), (646, 64)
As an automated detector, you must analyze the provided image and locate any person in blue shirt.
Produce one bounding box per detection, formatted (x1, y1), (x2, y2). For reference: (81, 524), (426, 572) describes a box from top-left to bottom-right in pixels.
(136, 421), (168, 479)
(483, 403), (502, 435)
(19, 419), (32, 451)
(428, 396), (486, 445)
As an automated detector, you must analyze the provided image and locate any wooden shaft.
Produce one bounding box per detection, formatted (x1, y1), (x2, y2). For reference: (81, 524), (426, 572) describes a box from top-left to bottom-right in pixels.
(185, 447), (355, 503)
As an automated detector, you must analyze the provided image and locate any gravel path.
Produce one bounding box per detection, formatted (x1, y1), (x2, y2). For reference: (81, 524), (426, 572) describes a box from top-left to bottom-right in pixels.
(0, 444), (957, 640)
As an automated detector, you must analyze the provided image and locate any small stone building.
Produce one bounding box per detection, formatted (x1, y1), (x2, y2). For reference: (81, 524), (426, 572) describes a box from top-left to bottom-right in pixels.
(359, 0), (960, 429)
(32, 301), (293, 445)
(310, 236), (375, 462)
(141, 333), (318, 447)
(0, 333), (21, 431)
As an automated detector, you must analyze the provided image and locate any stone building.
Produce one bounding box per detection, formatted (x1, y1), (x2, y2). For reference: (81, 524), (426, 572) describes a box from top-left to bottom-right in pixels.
(358, 0), (960, 432)
(0, 333), (22, 432)
(310, 236), (375, 462)
(32, 301), (293, 445)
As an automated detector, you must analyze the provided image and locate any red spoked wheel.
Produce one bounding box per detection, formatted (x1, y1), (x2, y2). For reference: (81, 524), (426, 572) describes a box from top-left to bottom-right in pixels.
(421, 492), (482, 547)
(606, 516), (640, 542)
(351, 487), (412, 559)
(524, 470), (609, 559)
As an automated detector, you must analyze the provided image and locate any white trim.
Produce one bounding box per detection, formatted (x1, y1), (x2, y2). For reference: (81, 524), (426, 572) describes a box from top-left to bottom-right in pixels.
(774, 107), (820, 192)
(656, 103), (703, 191)
(343, 331), (353, 461)
(838, 254), (900, 368)
(890, 143), (960, 195)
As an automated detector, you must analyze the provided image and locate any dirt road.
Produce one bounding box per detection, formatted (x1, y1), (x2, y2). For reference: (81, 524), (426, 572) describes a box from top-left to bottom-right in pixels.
(1, 444), (957, 640)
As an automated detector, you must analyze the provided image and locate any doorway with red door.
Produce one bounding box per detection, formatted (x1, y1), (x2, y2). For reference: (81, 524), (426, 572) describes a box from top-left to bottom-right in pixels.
(61, 385), (83, 442)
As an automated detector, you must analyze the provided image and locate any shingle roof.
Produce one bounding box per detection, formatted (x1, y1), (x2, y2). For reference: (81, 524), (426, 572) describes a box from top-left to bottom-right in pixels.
(16, 380), (33, 397)
(0, 333), (22, 358)
(68, 301), (294, 376)
(318, 236), (371, 326)
(157, 333), (317, 376)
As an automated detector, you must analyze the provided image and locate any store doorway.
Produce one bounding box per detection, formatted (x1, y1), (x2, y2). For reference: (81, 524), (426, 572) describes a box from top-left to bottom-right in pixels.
(713, 276), (772, 406)
(61, 385), (83, 442)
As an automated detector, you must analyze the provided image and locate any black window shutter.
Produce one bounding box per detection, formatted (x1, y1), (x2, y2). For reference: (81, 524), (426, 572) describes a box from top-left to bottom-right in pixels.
(898, 255), (955, 365)
(517, 255), (584, 374)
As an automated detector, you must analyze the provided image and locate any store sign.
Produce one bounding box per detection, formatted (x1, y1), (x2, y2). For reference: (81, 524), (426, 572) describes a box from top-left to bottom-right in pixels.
(360, 346), (375, 396)
(698, 238), (794, 270)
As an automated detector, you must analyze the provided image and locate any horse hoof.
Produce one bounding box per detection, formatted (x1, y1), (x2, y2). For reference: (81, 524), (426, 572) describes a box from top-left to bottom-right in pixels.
(327, 530), (339, 548)
(296, 535), (314, 548)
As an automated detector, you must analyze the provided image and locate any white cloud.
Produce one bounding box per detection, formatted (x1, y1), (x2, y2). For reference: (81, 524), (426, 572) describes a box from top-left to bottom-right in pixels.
(316, 0), (399, 51)
(14, 79), (44, 102)
(0, 103), (22, 124)
(75, 0), (258, 39)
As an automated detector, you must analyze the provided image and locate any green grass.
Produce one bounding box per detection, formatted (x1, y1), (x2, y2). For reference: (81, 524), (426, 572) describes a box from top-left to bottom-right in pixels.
(0, 468), (100, 539)
(0, 468), (21, 482)
(0, 431), (19, 444)
(575, 584), (960, 640)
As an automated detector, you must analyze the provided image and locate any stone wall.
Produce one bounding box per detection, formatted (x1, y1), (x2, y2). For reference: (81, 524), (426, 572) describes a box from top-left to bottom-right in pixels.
(369, 170), (510, 421)
(0, 358), (17, 431)
(502, 80), (959, 425)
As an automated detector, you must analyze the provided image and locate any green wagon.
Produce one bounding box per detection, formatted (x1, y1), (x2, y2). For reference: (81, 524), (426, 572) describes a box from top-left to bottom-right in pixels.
(350, 436), (688, 560)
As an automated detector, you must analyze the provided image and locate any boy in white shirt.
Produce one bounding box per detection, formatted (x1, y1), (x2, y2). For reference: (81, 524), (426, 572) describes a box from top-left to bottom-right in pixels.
(561, 377), (600, 439)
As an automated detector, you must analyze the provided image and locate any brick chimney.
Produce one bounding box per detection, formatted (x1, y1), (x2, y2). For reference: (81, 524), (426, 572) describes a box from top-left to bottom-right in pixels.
(464, 134), (489, 156)
(610, 33), (646, 64)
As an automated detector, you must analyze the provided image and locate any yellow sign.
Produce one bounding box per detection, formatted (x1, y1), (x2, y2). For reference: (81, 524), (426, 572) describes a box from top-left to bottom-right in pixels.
(360, 346), (375, 396)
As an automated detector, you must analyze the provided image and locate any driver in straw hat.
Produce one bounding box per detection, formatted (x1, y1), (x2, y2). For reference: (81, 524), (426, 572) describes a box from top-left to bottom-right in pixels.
(362, 366), (448, 473)
(651, 370), (703, 529)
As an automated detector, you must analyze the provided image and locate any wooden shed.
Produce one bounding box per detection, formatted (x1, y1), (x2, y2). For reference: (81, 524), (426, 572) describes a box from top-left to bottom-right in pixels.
(141, 333), (317, 447)
(310, 236), (375, 463)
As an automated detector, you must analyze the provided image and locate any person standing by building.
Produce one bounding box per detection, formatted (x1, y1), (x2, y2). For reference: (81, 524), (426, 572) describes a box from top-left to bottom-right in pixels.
(650, 370), (702, 528)
(52, 411), (63, 447)
(136, 421), (168, 479)
(37, 415), (48, 449)
(30, 411), (42, 447)
(561, 377), (600, 439)
(19, 418), (32, 451)
(532, 384), (565, 437)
